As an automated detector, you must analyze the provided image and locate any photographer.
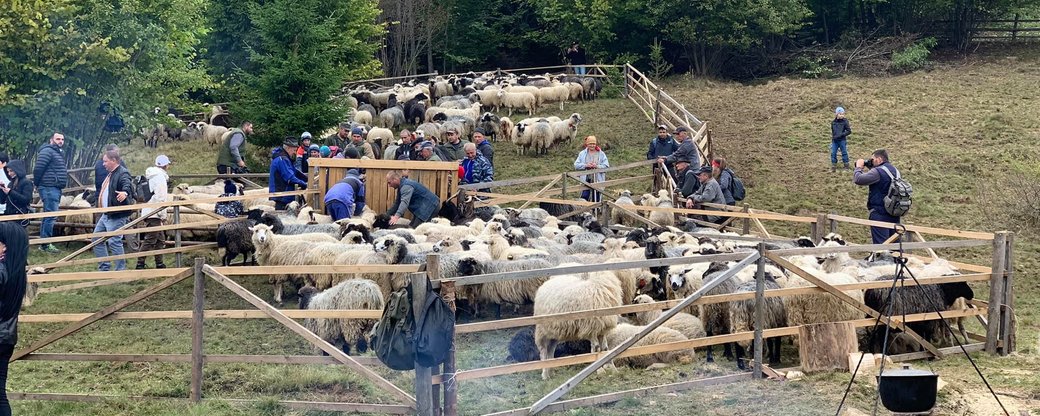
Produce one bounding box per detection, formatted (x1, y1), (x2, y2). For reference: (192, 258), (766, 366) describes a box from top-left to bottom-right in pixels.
(853, 149), (900, 244)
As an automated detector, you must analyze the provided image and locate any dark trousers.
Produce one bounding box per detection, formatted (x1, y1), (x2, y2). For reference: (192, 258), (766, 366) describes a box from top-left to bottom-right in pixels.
(275, 201), (289, 211)
(1, 343), (13, 416)
(325, 200), (352, 221)
(137, 217), (166, 267)
(580, 189), (601, 203)
(869, 209), (901, 244)
(217, 165), (231, 175)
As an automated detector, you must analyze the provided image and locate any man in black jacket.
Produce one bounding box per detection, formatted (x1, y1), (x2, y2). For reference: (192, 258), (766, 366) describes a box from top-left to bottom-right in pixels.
(90, 148), (135, 271)
(33, 133), (68, 252)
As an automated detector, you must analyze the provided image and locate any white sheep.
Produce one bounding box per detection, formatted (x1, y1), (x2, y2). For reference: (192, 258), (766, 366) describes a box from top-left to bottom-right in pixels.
(251, 223), (338, 304)
(783, 268), (864, 327)
(646, 190), (675, 227)
(549, 113), (582, 147)
(298, 206), (333, 224)
(353, 109), (373, 126)
(604, 323), (693, 369)
(534, 266), (623, 379)
(298, 280), (385, 355)
(366, 127), (394, 148)
(528, 119), (554, 155)
(497, 90), (536, 116)
(194, 121), (229, 147)
(632, 294), (706, 340)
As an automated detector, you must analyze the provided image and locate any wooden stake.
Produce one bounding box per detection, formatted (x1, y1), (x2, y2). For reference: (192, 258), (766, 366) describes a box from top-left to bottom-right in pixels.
(753, 243), (765, 378)
(412, 272), (434, 416)
(985, 232), (1008, 354)
(174, 206), (182, 267)
(190, 258), (205, 402)
(1001, 232), (1015, 355)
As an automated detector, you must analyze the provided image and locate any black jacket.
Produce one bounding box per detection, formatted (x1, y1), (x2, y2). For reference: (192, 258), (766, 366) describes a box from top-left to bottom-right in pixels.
(33, 143), (68, 189)
(90, 165), (135, 219)
(1, 160), (34, 216)
(94, 158), (127, 193)
(831, 118), (851, 142)
(0, 222), (29, 345)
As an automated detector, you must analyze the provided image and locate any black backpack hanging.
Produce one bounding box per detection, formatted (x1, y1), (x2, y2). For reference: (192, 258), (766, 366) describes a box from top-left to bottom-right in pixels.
(371, 285), (417, 371)
(414, 276), (456, 367)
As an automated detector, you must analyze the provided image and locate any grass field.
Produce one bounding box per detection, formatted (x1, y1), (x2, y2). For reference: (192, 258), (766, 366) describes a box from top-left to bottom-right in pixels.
(10, 46), (1040, 415)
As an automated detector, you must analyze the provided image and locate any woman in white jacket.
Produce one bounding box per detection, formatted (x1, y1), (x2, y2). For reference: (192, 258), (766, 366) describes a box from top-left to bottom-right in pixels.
(136, 155), (171, 269)
(573, 136), (609, 202)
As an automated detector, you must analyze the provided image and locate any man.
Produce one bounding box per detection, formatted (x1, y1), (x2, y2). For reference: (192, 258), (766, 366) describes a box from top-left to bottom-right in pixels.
(269, 137), (308, 210)
(659, 126), (699, 170)
(438, 128), (467, 161)
(566, 42), (587, 76)
(324, 169), (366, 221)
(347, 127), (375, 159)
(853, 149), (900, 244)
(33, 132), (68, 253)
(417, 141), (441, 161)
(136, 155), (171, 269)
(674, 160), (694, 195)
(460, 142), (494, 190)
(473, 128), (494, 166)
(386, 170), (440, 227)
(326, 123), (352, 148)
(92, 148), (135, 271)
(685, 166), (727, 223)
(394, 130), (415, 160)
(295, 132), (313, 172)
(94, 144), (125, 194)
(831, 107), (852, 172)
(217, 121), (252, 175)
(0, 152), (9, 214)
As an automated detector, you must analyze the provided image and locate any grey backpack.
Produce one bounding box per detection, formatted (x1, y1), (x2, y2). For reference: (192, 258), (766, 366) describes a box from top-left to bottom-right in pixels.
(879, 166), (912, 216)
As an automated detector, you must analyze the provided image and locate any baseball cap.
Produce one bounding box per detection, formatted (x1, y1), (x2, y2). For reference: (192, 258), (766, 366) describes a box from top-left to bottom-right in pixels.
(301, 131), (313, 140)
(155, 154), (171, 167)
(447, 128), (459, 134)
(835, 106), (846, 114)
(420, 141), (435, 150)
(695, 166), (713, 175)
(657, 124), (667, 130)
(350, 127), (364, 136)
(674, 126), (689, 133)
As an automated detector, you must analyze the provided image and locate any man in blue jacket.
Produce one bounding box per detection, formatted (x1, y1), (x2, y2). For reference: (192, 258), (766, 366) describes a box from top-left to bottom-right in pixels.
(460, 142), (494, 191)
(33, 133), (68, 253)
(853, 149), (900, 244)
(324, 169), (366, 221)
(386, 170), (440, 227)
(269, 137), (308, 210)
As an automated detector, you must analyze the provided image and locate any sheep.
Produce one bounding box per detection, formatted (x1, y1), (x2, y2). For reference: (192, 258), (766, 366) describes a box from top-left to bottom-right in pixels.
(366, 127), (394, 150)
(783, 269), (863, 327)
(599, 238), (646, 261)
(507, 326), (591, 362)
(497, 90), (536, 116)
(250, 223), (338, 304)
(528, 119), (554, 155)
(258, 212), (339, 238)
(604, 323), (693, 369)
(699, 266), (741, 363)
(610, 190), (639, 226)
(59, 192), (94, 238)
(646, 190), (675, 227)
(353, 109), (374, 126)
(173, 181), (226, 195)
(403, 92), (429, 125)
(534, 267), (623, 379)
(729, 276), (788, 369)
(862, 276), (974, 351)
(469, 90), (502, 113)
(457, 256), (554, 318)
(303, 242), (377, 290)
(298, 280), (384, 355)
(631, 294), (706, 339)
(496, 116), (514, 144)
(196, 121), (229, 147)
(548, 113), (582, 147)
(379, 104), (405, 130)
(298, 206), (333, 224)
(209, 104), (230, 127)
(216, 210), (267, 266)
(511, 121), (533, 155)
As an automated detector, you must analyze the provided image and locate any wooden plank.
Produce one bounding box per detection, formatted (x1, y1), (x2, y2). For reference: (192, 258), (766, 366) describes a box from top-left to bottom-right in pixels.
(1001, 232), (1015, 354)
(201, 265), (416, 406)
(30, 268), (188, 283)
(604, 201), (659, 229)
(211, 265), (422, 275)
(986, 232), (1008, 354)
(37, 277), (150, 294)
(556, 201), (603, 221)
(518, 175), (563, 210)
(765, 253), (943, 358)
(33, 207), (163, 270)
(191, 258), (205, 403)
(33, 218), (227, 246)
(9, 269), (193, 362)
(19, 309), (384, 323)
(889, 343), (985, 363)
(911, 231), (940, 259)
(753, 244), (765, 378)
(21, 353), (382, 366)
(752, 217), (772, 239)
(769, 239), (991, 256)
(527, 252), (760, 415)
(35, 243), (217, 270)
(826, 214), (994, 240)
(311, 157), (458, 171)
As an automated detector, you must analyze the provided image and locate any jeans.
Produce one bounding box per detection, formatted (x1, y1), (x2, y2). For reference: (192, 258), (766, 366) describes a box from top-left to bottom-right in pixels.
(1, 343), (13, 416)
(38, 186), (61, 239)
(868, 208), (901, 244)
(575, 66), (586, 75)
(92, 214), (129, 271)
(830, 139), (849, 164)
(325, 200), (353, 221)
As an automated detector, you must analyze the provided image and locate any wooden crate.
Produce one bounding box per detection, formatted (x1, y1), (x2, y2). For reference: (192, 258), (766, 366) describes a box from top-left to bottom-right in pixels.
(308, 158), (458, 218)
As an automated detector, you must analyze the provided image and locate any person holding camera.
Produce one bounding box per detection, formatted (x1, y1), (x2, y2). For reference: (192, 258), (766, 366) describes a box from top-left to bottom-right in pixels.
(217, 121), (252, 175)
(853, 149), (900, 244)
(0, 160), (34, 225)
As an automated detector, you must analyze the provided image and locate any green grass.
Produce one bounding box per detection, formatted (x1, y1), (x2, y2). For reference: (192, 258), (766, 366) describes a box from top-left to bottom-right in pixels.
(12, 48), (1040, 414)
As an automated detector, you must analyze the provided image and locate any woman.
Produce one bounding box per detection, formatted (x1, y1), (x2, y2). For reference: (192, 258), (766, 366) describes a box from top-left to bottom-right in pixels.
(1, 221), (30, 416)
(0, 160), (34, 225)
(712, 157), (736, 205)
(573, 136), (609, 202)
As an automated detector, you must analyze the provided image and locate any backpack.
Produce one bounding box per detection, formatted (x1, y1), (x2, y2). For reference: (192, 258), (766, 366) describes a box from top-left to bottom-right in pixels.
(370, 285), (417, 370)
(413, 276), (456, 367)
(879, 166), (912, 216)
(727, 169), (746, 201)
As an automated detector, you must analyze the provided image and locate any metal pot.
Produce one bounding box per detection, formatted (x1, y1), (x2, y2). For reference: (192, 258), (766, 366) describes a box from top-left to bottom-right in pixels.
(876, 364), (938, 414)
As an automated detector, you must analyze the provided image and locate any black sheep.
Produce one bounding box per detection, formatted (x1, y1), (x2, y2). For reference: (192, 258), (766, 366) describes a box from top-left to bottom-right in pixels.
(403, 92), (428, 125)
(862, 279), (974, 352)
(625, 228), (649, 247)
(507, 327), (591, 362)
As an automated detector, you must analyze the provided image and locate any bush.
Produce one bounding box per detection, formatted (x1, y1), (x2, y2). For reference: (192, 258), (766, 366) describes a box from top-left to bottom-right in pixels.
(891, 37), (938, 72)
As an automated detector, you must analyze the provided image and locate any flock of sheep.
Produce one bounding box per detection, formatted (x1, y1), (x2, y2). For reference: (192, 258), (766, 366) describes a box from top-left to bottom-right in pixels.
(207, 196), (974, 375)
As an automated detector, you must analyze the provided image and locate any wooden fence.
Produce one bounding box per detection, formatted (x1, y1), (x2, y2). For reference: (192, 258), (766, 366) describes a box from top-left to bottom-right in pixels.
(622, 63), (712, 162)
(308, 158), (458, 215)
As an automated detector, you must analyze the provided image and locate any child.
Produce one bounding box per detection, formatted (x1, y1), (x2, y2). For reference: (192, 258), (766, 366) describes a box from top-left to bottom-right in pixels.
(214, 180), (244, 218)
(830, 107), (852, 172)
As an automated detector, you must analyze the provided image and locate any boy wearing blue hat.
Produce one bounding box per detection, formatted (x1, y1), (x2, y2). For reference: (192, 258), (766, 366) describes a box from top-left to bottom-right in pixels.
(830, 107), (852, 172)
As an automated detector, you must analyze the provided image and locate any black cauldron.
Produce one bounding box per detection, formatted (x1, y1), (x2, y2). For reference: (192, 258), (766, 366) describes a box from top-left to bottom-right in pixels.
(876, 365), (939, 414)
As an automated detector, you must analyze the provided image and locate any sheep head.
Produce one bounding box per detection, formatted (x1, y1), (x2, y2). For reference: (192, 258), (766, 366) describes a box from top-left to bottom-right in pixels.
(298, 285), (319, 309)
(250, 223), (274, 245)
(457, 257), (482, 276)
(793, 236), (816, 248)
(820, 232), (845, 246)
(343, 231), (366, 245)
(373, 235), (408, 264)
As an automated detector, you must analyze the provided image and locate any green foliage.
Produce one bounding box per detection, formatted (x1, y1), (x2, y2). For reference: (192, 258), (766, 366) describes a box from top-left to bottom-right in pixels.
(233, 0), (382, 147)
(891, 37), (938, 72)
(648, 38), (673, 79)
(787, 56), (835, 79)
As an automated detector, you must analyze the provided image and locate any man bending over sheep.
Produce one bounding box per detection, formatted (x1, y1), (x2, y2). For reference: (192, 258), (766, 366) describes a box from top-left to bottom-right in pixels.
(385, 170), (440, 227)
(324, 169), (366, 221)
(460, 142), (494, 192)
(268, 137), (308, 210)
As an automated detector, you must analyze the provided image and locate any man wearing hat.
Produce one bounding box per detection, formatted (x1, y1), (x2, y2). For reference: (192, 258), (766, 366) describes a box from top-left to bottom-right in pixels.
(830, 106), (852, 172)
(324, 169), (366, 221)
(658, 125), (699, 172)
(473, 128), (494, 166)
(438, 128), (467, 161)
(684, 166), (727, 223)
(136, 154), (173, 269)
(346, 127), (375, 159)
(417, 141), (442, 161)
(268, 137), (308, 210)
(326, 122), (352, 148)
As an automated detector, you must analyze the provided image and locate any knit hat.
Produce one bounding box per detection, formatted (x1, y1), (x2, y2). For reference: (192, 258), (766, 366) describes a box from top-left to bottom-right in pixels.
(282, 137), (298, 147)
(350, 127), (364, 136)
(308, 144), (320, 152)
(473, 128), (486, 136)
(154, 154), (171, 167)
(223, 179), (237, 195)
(319, 145), (331, 157)
(835, 107), (845, 114)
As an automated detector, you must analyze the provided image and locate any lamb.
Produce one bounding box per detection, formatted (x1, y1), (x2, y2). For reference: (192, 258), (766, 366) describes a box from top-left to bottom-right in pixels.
(604, 323), (694, 369)
(216, 209), (267, 266)
(729, 276), (788, 369)
(497, 90), (536, 116)
(298, 280), (385, 355)
(250, 223), (338, 304)
(631, 294), (706, 339)
(646, 190), (675, 227)
(534, 267), (623, 379)
(507, 326), (591, 362)
(352, 109), (374, 126)
(457, 256), (554, 318)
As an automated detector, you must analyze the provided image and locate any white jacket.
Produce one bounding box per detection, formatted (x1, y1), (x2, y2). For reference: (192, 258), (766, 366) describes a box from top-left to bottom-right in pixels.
(140, 166), (169, 220)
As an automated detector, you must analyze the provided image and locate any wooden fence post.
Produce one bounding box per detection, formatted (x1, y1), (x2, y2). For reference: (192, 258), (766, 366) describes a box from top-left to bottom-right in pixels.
(430, 254), (458, 416)
(190, 258), (205, 403)
(742, 204), (751, 236)
(1001, 232), (1015, 355)
(1012, 13), (1020, 41)
(814, 213), (828, 242)
(623, 64), (630, 98)
(752, 243), (765, 378)
(828, 213), (838, 235)
(174, 206), (182, 267)
(560, 174), (568, 200)
(412, 272), (434, 416)
(706, 129), (714, 162)
(985, 231), (1008, 354)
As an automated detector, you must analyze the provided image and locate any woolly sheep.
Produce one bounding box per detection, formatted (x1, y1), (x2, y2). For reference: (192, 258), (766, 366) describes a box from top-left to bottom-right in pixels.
(353, 109), (374, 126)
(862, 275), (973, 351)
(457, 256), (554, 318)
(548, 113), (582, 147)
(631, 294), (706, 339)
(366, 127), (394, 148)
(604, 323), (693, 369)
(508, 326), (591, 362)
(729, 277), (787, 368)
(699, 267), (740, 362)
(534, 267), (623, 379)
(216, 216), (260, 266)
(379, 106), (405, 130)
(196, 121), (229, 147)
(497, 90), (536, 116)
(783, 268), (863, 327)
(647, 190), (675, 227)
(298, 280), (384, 355)
(529, 119), (554, 155)
(251, 223), (337, 304)
(499, 116), (515, 144)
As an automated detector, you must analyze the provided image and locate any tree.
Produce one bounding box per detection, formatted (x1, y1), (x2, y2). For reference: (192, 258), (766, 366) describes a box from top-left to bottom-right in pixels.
(235, 0), (382, 147)
(378, 0), (451, 76)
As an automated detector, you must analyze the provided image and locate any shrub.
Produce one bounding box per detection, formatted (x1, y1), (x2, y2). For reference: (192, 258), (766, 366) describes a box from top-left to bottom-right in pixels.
(891, 37), (938, 72)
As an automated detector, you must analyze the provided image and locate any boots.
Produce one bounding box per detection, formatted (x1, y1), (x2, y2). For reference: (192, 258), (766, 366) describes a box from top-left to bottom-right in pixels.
(844, 162), (850, 170)
(831, 163), (837, 172)
(135, 261), (147, 270)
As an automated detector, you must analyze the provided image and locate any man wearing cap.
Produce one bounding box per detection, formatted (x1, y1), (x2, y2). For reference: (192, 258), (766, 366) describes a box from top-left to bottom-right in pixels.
(658, 126), (699, 171)
(460, 142), (494, 190)
(217, 121), (252, 175)
(417, 141), (442, 161)
(324, 169), (366, 221)
(438, 128), (468, 161)
(684, 166), (727, 223)
(346, 127), (375, 159)
(295, 132), (313, 171)
(473, 128), (494, 166)
(646, 125), (678, 183)
(92, 148), (135, 271)
(395, 130), (417, 160)
(269, 137), (308, 210)
(830, 107), (852, 172)
(326, 122), (352, 148)
(386, 170), (440, 227)
(136, 154), (172, 269)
